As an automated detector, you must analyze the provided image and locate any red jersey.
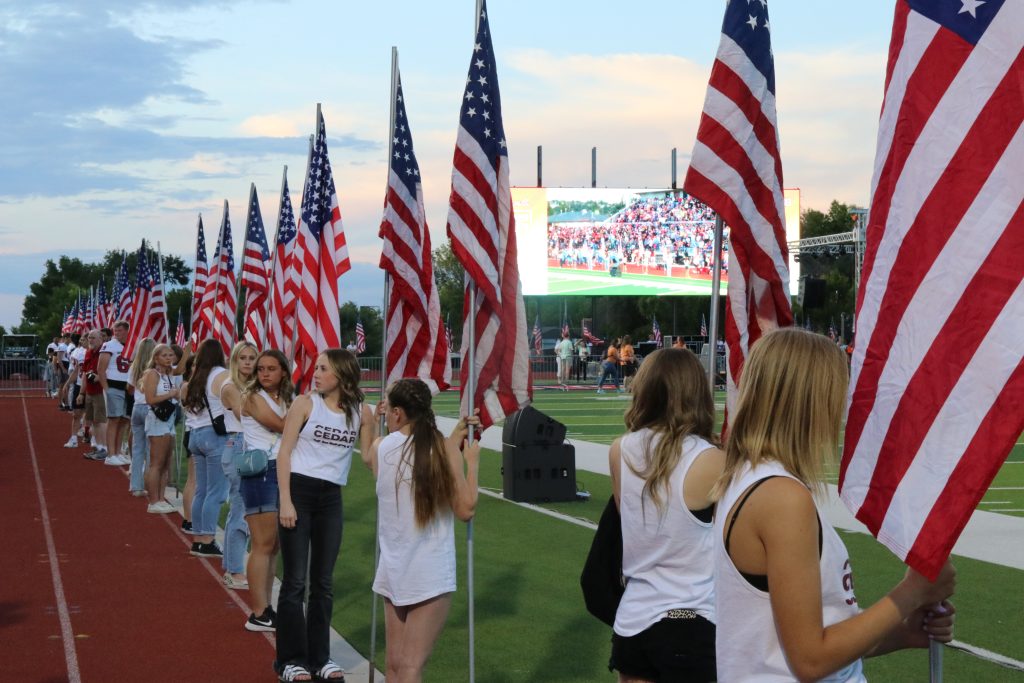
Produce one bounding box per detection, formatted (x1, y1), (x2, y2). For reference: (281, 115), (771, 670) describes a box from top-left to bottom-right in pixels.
(82, 349), (102, 396)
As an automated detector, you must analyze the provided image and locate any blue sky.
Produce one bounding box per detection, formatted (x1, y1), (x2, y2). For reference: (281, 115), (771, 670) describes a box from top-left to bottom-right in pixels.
(0, 1), (895, 328)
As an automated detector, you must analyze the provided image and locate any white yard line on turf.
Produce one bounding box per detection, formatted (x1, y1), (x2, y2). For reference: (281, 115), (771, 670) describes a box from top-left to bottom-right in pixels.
(948, 641), (1024, 672)
(21, 396), (82, 683)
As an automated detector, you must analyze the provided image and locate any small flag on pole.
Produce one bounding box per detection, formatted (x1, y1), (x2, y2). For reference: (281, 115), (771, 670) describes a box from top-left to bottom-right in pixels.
(174, 308), (186, 347)
(355, 318), (366, 355)
(700, 313), (708, 338)
(532, 315), (543, 355)
(582, 319), (604, 345)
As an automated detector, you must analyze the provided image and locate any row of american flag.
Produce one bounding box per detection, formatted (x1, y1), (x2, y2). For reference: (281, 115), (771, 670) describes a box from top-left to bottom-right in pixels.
(57, 0), (1020, 582)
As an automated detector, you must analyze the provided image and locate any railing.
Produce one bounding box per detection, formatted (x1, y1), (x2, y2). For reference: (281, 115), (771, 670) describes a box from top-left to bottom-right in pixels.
(0, 358), (49, 394)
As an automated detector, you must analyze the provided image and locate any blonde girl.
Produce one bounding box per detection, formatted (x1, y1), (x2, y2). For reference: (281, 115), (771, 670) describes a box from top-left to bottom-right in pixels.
(214, 340), (258, 589)
(239, 349), (294, 632)
(608, 348), (724, 682)
(274, 349), (376, 682)
(141, 344), (181, 513)
(713, 328), (955, 681)
(366, 379), (480, 683)
(126, 338), (156, 495)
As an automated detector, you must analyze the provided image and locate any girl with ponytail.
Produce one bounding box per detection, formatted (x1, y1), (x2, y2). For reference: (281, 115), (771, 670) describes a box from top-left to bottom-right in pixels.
(365, 378), (480, 683)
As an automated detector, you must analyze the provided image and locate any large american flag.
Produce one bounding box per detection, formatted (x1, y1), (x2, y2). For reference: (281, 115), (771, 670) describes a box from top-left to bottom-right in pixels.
(194, 212), (223, 347)
(212, 202), (238, 355)
(840, 0), (1024, 580)
(123, 244), (154, 360)
(95, 278), (109, 329)
(83, 288), (96, 330)
(242, 185), (271, 348)
(267, 173), (297, 356)
(445, 1), (530, 430)
(70, 292), (84, 335)
(113, 254), (132, 324)
(292, 107), (351, 390)
(379, 72), (451, 394)
(683, 0), (793, 415)
(191, 216), (209, 339)
(582, 319), (603, 345)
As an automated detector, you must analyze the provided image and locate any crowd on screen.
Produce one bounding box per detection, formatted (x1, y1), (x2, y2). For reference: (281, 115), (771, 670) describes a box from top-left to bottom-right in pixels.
(547, 195), (730, 273)
(47, 323), (479, 683)
(45, 323), (957, 682)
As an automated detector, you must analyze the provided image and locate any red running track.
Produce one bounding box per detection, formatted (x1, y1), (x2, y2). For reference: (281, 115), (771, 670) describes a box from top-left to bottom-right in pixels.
(0, 395), (277, 682)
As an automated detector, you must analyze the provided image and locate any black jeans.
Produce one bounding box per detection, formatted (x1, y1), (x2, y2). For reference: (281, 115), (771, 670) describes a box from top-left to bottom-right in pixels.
(276, 472), (344, 673)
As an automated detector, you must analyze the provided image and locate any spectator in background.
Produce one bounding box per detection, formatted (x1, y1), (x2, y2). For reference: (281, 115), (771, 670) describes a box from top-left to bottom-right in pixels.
(126, 338), (157, 496)
(575, 339), (590, 382)
(556, 332), (573, 391)
(619, 335), (637, 393)
(597, 339), (622, 394)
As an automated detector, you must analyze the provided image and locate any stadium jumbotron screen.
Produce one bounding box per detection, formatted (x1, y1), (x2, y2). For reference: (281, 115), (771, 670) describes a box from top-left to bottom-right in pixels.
(512, 187), (801, 297)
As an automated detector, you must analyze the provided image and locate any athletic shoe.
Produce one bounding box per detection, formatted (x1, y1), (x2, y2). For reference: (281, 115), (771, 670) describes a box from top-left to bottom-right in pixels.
(596, 389), (605, 394)
(129, 490), (147, 497)
(245, 609), (276, 632)
(224, 572), (249, 590)
(181, 519), (193, 533)
(146, 501), (176, 514)
(63, 436), (78, 448)
(84, 449), (108, 461)
(76, 429), (86, 439)
(190, 542), (223, 558)
(104, 454), (130, 466)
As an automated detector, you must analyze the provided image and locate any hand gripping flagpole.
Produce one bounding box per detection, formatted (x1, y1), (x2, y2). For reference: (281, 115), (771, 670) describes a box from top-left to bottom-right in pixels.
(706, 216), (724, 398)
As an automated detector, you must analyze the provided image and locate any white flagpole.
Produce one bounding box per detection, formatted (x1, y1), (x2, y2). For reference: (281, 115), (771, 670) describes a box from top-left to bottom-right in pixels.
(157, 241), (169, 341)
(706, 216), (724, 396)
(264, 166), (288, 351)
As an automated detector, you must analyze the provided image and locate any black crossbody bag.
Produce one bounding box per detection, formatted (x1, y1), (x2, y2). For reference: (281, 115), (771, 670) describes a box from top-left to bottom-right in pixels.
(205, 397), (227, 436)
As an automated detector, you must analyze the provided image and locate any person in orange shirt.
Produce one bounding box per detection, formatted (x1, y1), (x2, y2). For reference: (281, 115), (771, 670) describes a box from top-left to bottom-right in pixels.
(619, 335), (637, 392)
(597, 339), (622, 394)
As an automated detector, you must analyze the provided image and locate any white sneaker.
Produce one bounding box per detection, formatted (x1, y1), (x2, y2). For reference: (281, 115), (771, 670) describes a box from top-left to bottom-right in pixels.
(63, 436), (78, 448)
(104, 454), (130, 466)
(147, 501), (176, 514)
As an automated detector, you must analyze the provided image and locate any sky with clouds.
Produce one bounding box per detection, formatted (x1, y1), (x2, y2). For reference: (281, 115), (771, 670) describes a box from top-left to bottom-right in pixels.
(0, 0), (896, 329)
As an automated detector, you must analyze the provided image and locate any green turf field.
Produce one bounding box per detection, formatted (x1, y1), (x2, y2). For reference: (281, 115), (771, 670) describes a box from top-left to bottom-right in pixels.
(546, 266), (727, 296)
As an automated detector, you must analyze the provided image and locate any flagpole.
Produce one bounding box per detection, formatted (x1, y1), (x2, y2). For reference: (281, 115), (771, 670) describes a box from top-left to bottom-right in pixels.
(240, 183), (257, 344)
(289, 134), (315, 372)
(157, 242), (169, 341)
(190, 215), (201, 338)
(706, 216), (724, 397)
(264, 166), (288, 350)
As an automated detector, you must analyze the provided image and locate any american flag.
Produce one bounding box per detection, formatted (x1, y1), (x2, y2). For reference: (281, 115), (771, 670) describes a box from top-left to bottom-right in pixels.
(113, 254), (132, 323)
(174, 307), (186, 347)
(582, 319), (604, 345)
(354, 318), (366, 355)
(840, 0), (1024, 580)
(828, 319), (837, 341)
(292, 107), (351, 390)
(267, 172), (297, 355)
(379, 71), (451, 394)
(60, 306), (71, 335)
(195, 212), (223, 347)
(82, 287), (96, 330)
(445, 315), (453, 356)
(652, 316), (662, 345)
(123, 244), (153, 360)
(532, 315), (542, 355)
(683, 0), (793, 416)
(561, 319), (570, 337)
(445, 1), (531, 429)
(70, 292), (84, 335)
(700, 313), (708, 338)
(242, 184), (271, 348)
(95, 278), (109, 329)
(148, 249), (168, 344)
(191, 216), (209, 339)
(211, 200), (237, 356)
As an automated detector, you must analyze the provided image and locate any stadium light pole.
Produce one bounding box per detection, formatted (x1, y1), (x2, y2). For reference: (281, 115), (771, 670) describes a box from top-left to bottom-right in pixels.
(537, 145), (542, 187)
(671, 148), (677, 190)
(706, 217), (724, 393)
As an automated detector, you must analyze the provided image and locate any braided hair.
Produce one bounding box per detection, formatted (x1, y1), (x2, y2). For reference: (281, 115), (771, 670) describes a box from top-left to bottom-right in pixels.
(387, 378), (454, 527)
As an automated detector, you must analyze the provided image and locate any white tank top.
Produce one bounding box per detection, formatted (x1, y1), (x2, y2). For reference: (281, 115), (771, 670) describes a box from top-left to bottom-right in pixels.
(290, 392), (361, 486)
(714, 461), (865, 682)
(613, 430), (716, 636)
(372, 431), (456, 606)
(241, 390), (286, 458)
(220, 377), (243, 434)
(184, 367), (226, 428)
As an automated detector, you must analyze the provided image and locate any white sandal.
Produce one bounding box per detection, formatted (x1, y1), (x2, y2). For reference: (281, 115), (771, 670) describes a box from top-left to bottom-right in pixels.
(279, 664), (312, 682)
(314, 660), (345, 681)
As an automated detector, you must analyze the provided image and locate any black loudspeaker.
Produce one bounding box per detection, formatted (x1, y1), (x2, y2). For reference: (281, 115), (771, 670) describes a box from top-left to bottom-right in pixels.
(502, 442), (577, 503)
(799, 277), (827, 308)
(502, 405), (566, 448)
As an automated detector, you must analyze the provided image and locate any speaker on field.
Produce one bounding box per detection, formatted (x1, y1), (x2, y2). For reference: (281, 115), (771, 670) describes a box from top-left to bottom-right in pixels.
(501, 442), (577, 503)
(502, 404), (566, 448)
(799, 277), (827, 308)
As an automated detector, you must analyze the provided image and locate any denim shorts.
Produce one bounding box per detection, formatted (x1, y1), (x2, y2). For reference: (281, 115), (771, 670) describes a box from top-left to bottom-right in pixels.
(240, 461), (279, 515)
(145, 410), (176, 437)
(105, 387), (127, 418)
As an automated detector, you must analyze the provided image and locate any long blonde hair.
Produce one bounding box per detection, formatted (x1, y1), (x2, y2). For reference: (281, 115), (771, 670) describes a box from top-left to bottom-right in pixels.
(128, 338), (156, 385)
(228, 340), (258, 388)
(623, 348), (716, 514)
(714, 327), (849, 498)
(147, 344), (174, 371)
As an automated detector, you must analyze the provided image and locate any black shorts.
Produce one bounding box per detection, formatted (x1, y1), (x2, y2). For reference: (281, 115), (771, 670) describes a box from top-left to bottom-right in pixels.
(622, 362), (637, 377)
(609, 615), (716, 682)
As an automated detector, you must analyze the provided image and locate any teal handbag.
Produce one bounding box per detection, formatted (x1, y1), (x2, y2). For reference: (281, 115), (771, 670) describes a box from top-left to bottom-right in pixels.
(235, 434), (275, 478)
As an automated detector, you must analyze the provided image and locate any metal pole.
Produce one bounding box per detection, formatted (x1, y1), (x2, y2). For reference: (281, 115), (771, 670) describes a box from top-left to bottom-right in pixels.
(157, 242), (169, 340)
(466, 285), (477, 683)
(591, 147), (597, 188)
(671, 148), (678, 190)
(930, 641), (943, 682)
(289, 135), (315, 371)
(537, 145), (542, 187)
(189, 215), (202, 339)
(707, 217), (724, 394)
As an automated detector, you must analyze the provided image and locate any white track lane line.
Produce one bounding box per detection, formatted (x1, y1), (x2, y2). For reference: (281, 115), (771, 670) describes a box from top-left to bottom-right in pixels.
(22, 396), (82, 683)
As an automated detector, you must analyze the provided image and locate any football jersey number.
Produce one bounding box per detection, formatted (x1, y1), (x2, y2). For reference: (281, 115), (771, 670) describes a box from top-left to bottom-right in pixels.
(116, 356), (132, 373)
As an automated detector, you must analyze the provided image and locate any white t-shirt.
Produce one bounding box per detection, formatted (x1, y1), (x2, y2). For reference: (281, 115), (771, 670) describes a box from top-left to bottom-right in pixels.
(289, 392), (361, 486)
(373, 431), (456, 606)
(71, 346), (87, 386)
(57, 343), (69, 362)
(100, 338), (130, 382)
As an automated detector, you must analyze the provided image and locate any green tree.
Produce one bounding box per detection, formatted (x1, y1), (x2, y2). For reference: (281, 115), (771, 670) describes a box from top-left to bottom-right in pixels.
(432, 240), (465, 336)
(339, 302), (383, 356)
(795, 200), (859, 339)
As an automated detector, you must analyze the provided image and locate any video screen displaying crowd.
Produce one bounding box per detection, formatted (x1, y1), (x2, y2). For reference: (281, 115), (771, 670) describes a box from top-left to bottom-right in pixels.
(547, 194), (731, 273)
